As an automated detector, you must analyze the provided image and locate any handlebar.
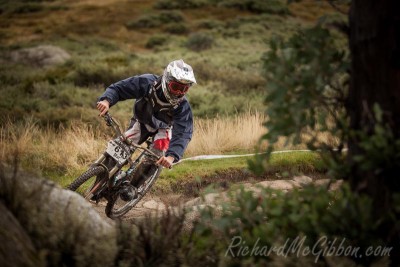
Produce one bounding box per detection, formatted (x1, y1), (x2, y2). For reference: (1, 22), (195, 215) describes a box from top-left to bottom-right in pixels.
(103, 112), (123, 137)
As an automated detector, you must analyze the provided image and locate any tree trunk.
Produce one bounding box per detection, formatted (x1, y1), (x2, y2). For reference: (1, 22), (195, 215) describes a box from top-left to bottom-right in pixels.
(348, 0), (400, 200)
(348, 0), (400, 264)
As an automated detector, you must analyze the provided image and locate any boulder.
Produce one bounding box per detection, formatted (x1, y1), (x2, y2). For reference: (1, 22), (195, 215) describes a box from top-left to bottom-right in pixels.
(10, 45), (71, 67)
(292, 175), (313, 186)
(0, 169), (118, 267)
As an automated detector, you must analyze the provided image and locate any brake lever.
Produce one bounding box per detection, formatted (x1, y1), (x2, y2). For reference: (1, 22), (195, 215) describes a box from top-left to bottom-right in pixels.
(103, 112), (113, 126)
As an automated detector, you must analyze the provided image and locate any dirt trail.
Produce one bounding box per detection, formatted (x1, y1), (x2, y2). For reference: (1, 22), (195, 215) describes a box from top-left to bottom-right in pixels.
(90, 174), (343, 223)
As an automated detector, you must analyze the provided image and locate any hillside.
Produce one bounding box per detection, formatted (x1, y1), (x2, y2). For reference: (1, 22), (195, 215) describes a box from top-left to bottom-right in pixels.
(0, 0), (347, 125)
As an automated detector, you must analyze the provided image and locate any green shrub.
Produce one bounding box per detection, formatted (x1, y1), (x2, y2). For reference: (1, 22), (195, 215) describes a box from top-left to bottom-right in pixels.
(197, 19), (224, 29)
(165, 22), (188, 34)
(195, 184), (394, 266)
(187, 84), (263, 117)
(219, 0), (289, 14)
(145, 34), (168, 49)
(125, 14), (160, 29)
(191, 60), (265, 92)
(0, 0), (63, 15)
(186, 32), (214, 51)
(158, 10), (184, 23)
(126, 11), (184, 30)
(69, 62), (124, 87)
(154, 0), (209, 9)
(67, 53), (131, 86)
(10, 3), (43, 13)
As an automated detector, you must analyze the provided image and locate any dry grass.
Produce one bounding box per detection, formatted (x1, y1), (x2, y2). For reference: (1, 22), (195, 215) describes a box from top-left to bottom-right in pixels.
(0, 112), (337, 174)
(0, 113), (267, 173)
(0, 119), (105, 174)
(186, 111), (266, 156)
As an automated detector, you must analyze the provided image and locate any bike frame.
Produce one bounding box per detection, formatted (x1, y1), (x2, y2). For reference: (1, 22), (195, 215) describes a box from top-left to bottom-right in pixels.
(85, 112), (161, 199)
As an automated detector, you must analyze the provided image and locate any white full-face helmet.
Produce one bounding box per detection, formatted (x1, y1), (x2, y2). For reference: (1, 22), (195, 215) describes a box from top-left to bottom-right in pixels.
(161, 59), (196, 105)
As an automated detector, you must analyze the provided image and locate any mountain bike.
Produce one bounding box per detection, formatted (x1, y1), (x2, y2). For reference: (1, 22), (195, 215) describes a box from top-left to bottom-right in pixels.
(66, 113), (164, 219)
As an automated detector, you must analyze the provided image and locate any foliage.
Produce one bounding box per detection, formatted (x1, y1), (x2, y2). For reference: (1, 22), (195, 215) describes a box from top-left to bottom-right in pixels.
(218, 0), (289, 14)
(196, 19), (224, 30)
(154, 0), (209, 9)
(350, 104), (400, 177)
(0, 0), (314, 127)
(187, 85), (263, 117)
(0, 0), (65, 15)
(165, 22), (188, 34)
(146, 34), (168, 49)
(186, 32), (214, 51)
(125, 10), (184, 29)
(253, 25), (349, 174)
(194, 184), (394, 266)
(154, 0), (289, 14)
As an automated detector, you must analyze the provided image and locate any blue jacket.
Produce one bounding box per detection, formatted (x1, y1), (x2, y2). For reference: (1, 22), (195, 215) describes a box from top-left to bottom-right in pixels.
(99, 74), (193, 162)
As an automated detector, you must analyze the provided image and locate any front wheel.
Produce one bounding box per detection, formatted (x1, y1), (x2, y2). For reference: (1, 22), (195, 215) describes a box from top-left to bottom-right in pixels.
(105, 164), (162, 219)
(66, 166), (107, 192)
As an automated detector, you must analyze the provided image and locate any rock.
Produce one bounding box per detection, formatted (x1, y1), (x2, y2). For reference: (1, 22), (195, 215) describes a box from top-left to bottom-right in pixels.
(243, 186), (263, 195)
(256, 180), (295, 190)
(10, 45), (71, 67)
(184, 197), (202, 208)
(292, 175), (313, 186)
(314, 179), (331, 187)
(0, 169), (118, 267)
(329, 180), (344, 191)
(0, 203), (39, 267)
(142, 199), (166, 211)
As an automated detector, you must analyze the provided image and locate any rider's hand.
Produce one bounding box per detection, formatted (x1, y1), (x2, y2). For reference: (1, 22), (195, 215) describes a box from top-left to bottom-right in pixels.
(156, 155), (175, 169)
(97, 100), (110, 116)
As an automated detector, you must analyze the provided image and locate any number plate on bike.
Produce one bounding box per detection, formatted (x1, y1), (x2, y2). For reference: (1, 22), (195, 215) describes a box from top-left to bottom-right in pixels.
(106, 139), (130, 164)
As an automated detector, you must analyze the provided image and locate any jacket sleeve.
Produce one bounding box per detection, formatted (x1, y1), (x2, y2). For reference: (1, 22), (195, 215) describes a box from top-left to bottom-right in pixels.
(98, 74), (157, 106)
(166, 100), (193, 162)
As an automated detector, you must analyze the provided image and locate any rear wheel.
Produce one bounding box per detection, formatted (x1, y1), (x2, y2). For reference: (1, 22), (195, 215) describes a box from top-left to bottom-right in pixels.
(66, 166), (107, 192)
(105, 164), (162, 219)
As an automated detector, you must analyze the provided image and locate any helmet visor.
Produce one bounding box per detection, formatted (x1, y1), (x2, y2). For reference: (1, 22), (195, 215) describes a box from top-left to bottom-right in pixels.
(168, 80), (190, 96)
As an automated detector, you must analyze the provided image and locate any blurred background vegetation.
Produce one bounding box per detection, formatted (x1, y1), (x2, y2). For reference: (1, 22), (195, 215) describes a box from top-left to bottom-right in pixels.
(0, 0), (347, 126)
(0, 0), (348, 178)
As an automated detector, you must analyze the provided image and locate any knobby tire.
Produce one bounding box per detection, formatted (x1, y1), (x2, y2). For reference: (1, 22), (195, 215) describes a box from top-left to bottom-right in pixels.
(66, 166), (106, 192)
(105, 165), (162, 219)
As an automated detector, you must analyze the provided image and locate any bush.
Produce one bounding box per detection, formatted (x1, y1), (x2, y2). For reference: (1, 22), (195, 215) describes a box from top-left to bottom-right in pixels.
(186, 32), (214, 51)
(195, 184), (394, 266)
(219, 0), (289, 14)
(0, 0), (64, 15)
(0, 2), (43, 14)
(10, 3), (43, 13)
(146, 34), (168, 49)
(69, 61), (127, 87)
(67, 53), (131, 86)
(191, 60), (265, 92)
(126, 11), (185, 30)
(154, 0), (209, 9)
(187, 84), (263, 117)
(126, 14), (160, 29)
(196, 19), (224, 29)
(165, 22), (188, 34)
(158, 10), (184, 23)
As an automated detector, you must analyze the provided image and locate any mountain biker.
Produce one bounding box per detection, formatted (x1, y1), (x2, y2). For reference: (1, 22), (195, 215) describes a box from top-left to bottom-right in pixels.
(96, 59), (196, 175)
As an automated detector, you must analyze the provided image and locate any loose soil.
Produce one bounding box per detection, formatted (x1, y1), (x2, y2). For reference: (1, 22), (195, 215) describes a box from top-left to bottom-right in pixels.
(90, 170), (332, 222)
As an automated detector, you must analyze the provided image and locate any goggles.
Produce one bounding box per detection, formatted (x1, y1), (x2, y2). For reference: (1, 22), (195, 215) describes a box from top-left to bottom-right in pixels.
(168, 80), (190, 96)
